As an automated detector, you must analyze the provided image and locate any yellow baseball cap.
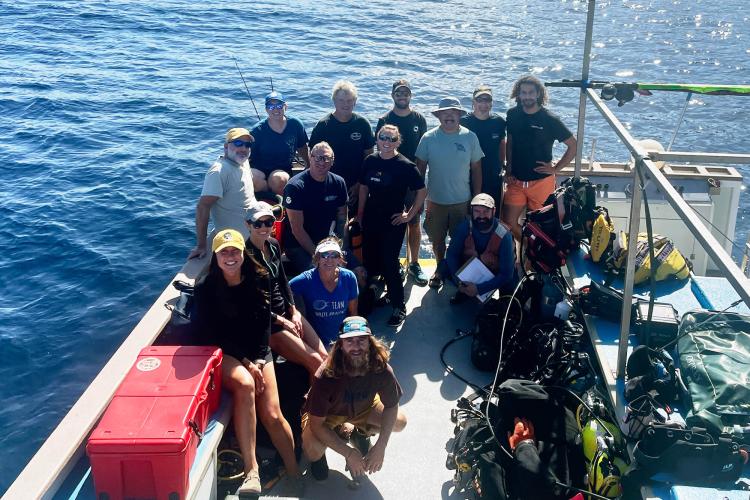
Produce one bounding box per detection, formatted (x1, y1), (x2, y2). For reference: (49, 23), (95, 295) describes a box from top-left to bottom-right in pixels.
(212, 229), (245, 253)
(225, 128), (252, 143)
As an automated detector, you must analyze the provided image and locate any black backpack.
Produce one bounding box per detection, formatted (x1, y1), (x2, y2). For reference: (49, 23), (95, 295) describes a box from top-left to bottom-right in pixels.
(447, 380), (586, 499)
(156, 280), (198, 345)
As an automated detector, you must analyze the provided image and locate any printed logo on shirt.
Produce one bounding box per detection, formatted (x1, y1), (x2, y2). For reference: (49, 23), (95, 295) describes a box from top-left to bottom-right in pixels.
(285, 196), (292, 204)
(350, 132), (362, 141)
(324, 195), (338, 202)
(413, 125), (420, 133)
(530, 125), (544, 130)
(492, 133), (500, 139)
(455, 143), (466, 152)
(313, 299), (348, 317)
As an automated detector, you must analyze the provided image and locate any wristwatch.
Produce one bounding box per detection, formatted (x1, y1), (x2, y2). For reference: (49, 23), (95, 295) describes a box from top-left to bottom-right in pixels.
(254, 359), (267, 369)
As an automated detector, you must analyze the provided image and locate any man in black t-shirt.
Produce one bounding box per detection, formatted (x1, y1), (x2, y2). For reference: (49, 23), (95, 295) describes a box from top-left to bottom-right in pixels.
(460, 85), (507, 210)
(309, 81), (375, 207)
(283, 141), (349, 275)
(503, 75), (577, 241)
(375, 79), (429, 286)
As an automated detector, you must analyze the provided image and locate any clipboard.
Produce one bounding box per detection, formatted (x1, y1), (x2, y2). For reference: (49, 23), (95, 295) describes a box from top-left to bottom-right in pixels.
(455, 256), (496, 303)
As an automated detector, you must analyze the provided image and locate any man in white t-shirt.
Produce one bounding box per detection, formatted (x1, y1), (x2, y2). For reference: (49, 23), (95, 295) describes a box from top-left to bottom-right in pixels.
(188, 128), (257, 259)
(415, 97), (483, 287)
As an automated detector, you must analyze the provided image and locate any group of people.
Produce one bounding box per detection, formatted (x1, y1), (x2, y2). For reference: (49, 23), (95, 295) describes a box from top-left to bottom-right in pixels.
(186, 74), (576, 496)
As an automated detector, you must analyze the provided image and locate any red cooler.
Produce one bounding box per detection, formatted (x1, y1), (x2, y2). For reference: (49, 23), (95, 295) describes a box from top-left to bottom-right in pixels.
(87, 345), (222, 500)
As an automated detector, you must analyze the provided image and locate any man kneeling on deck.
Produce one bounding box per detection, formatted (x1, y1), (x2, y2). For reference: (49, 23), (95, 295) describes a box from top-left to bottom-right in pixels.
(301, 316), (406, 480)
(445, 193), (517, 304)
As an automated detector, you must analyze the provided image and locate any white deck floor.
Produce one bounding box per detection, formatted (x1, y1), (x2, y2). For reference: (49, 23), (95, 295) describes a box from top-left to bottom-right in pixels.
(266, 267), (492, 499)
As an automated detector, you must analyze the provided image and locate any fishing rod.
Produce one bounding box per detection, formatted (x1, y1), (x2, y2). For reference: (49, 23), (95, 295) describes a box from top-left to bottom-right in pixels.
(547, 79), (750, 106)
(232, 57), (261, 120)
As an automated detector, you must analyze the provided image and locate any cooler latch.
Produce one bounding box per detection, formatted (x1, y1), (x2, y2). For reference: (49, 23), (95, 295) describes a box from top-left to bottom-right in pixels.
(189, 420), (204, 442)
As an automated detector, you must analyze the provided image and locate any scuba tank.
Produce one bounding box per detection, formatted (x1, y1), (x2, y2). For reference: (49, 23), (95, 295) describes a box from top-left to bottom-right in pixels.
(349, 219), (364, 264)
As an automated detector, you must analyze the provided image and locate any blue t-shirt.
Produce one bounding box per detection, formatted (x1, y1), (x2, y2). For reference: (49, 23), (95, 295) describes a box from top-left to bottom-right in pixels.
(282, 169), (348, 249)
(290, 268), (359, 345)
(250, 116), (309, 176)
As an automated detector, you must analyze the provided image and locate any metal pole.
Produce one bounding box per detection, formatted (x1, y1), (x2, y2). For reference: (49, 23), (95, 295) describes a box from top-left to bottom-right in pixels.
(667, 92), (692, 151)
(617, 163), (642, 377)
(574, 0), (597, 176)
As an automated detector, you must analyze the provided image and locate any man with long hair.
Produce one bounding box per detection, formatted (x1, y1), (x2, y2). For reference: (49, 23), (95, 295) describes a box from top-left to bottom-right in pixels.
(503, 75), (577, 241)
(301, 316), (407, 481)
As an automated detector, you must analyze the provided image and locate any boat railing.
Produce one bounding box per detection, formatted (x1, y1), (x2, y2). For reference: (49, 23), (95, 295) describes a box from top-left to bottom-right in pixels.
(581, 88), (750, 377)
(3, 254), (212, 499)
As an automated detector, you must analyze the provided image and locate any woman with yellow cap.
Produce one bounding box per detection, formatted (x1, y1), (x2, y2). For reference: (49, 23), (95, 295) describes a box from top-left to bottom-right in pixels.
(193, 229), (302, 496)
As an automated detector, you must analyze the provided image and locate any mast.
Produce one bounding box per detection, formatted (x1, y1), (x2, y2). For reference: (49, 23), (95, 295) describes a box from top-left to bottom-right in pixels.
(574, 0), (597, 176)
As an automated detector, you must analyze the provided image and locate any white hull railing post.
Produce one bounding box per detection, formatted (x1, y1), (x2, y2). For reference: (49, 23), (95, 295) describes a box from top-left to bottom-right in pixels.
(574, 0), (597, 177)
(618, 161), (643, 377)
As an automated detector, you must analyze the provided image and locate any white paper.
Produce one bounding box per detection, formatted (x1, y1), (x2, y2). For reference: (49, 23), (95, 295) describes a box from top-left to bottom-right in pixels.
(455, 257), (496, 303)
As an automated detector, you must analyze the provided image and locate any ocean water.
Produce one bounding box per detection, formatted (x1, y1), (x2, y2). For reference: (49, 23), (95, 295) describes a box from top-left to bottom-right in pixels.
(0, 0), (748, 492)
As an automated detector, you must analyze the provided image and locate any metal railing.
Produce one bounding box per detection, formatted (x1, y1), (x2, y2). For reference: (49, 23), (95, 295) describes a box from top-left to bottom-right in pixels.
(585, 88), (750, 377)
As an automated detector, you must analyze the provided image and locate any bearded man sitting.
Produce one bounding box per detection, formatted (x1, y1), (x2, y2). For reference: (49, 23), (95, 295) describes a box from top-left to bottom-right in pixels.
(444, 193), (517, 304)
(301, 316), (407, 481)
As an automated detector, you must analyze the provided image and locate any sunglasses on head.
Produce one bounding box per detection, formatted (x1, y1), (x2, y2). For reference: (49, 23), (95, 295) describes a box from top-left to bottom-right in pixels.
(378, 134), (398, 143)
(313, 155), (334, 163)
(319, 251), (342, 259)
(251, 218), (275, 228)
(231, 139), (253, 148)
(266, 103), (284, 110)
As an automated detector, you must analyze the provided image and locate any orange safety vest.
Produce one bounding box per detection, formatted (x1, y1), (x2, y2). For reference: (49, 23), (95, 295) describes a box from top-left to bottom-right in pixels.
(462, 219), (509, 273)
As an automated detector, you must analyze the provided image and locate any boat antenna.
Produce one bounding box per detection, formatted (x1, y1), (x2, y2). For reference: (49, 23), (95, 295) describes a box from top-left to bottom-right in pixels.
(270, 77), (274, 92)
(232, 57), (261, 120)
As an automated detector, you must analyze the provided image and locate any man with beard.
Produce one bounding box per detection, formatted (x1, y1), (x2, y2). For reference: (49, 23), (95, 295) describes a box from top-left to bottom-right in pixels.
(309, 81), (375, 206)
(301, 316), (407, 481)
(375, 79), (429, 286)
(415, 97), (483, 288)
(460, 85), (506, 210)
(445, 193), (516, 304)
(189, 128), (257, 259)
(503, 75), (577, 241)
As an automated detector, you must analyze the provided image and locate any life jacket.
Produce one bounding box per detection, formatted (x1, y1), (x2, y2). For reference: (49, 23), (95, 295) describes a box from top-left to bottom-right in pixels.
(463, 218), (509, 273)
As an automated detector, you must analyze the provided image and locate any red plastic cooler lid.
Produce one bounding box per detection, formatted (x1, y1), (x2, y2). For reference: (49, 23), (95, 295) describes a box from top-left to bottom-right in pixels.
(115, 346), (220, 398)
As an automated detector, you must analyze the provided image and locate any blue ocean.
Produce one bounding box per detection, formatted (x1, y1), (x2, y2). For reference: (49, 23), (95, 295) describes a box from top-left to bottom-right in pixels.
(0, 0), (748, 492)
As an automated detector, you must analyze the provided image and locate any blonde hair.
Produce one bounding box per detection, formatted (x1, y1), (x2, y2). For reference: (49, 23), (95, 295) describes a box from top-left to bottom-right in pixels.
(376, 124), (401, 141)
(332, 80), (358, 101)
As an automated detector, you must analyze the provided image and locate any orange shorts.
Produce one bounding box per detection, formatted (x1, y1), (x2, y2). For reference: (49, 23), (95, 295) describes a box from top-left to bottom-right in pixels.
(504, 175), (556, 211)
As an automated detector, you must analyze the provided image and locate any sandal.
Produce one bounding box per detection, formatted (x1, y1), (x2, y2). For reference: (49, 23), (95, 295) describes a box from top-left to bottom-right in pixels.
(428, 274), (443, 288)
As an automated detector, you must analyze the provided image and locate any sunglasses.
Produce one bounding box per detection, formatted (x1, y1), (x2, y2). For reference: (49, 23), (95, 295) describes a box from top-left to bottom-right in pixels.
(378, 135), (398, 143)
(313, 155), (334, 163)
(319, 251), (342, 259)
(266, 103), (284, 110)
(251, 218), (275, 228)
(230, 139), (253, 148)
